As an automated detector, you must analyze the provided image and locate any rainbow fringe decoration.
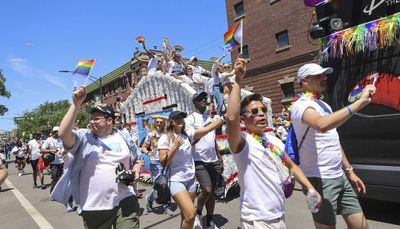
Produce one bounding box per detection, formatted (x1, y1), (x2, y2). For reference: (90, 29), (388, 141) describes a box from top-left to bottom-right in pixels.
(73, 59), (95, 76)
(319, 12), (400, 60)
(223, 21), (242, 50)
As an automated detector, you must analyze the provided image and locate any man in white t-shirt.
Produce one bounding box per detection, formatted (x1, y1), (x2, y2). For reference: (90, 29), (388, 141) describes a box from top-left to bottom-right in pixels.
(290, 63), (376, 229)
(185, 91), (224, 229)
(53, 86), (142, 228)
(42, 126), (65, 194)
(226, 58), (321, 229)
(27, 132), (44, 189)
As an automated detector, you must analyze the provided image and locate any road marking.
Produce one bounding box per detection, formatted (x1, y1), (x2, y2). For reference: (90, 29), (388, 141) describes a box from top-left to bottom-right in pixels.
(5, 179), (54, 229)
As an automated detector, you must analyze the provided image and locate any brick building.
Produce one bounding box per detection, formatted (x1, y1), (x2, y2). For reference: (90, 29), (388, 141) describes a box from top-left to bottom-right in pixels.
(225, 0), (319, 112)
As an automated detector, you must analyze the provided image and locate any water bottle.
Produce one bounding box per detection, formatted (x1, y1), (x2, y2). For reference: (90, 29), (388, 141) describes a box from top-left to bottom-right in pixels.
(306, 189), (319, 213)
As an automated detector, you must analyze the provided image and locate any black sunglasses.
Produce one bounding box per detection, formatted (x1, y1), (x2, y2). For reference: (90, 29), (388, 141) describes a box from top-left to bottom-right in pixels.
(244, 107), (268, 116)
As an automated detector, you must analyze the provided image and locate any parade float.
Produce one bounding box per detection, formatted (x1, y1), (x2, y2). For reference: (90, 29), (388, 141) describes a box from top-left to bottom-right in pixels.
(307, 0), (400, 203)
(120, 71), (273, 197)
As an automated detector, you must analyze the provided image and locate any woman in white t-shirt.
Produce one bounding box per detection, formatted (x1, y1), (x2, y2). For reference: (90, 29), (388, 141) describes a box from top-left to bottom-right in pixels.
(11, 140), (27, 176)
(158, 111), (224, 229)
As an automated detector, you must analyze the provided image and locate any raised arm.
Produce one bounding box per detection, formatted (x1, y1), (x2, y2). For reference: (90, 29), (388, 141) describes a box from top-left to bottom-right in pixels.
(226, 58), (247, 154)
(142, 42), (155, 59)
(133, 52), (147, 63)
(193, 116), (225, 140)
(58, 86), (87, 149)
(302, 85), (376, 132)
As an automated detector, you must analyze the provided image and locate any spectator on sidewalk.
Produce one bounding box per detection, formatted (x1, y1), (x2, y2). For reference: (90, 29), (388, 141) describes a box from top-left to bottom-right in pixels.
(11, 139), (26, 176)
(52, 85), (142, 228)
(0, 151), (7, 191)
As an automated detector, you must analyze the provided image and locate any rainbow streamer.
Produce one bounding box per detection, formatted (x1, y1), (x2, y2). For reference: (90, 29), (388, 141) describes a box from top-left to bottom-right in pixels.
(173, 45), (184, 52)
(223, 22), (242, 50)
(73, 59), (95, 76)
(319, 12), (400, 60)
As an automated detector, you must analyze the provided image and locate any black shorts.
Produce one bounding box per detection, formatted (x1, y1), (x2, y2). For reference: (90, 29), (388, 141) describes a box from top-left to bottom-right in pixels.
(15, 156), (25, 162)
(50, 163), (64, 179)
(194, 161), (221, 190)
(31, 159), (39, 171)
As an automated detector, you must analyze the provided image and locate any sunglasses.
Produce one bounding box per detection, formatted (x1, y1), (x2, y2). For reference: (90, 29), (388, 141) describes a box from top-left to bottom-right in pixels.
(156, 121), (165, 124)
(244, 107), (268, 116)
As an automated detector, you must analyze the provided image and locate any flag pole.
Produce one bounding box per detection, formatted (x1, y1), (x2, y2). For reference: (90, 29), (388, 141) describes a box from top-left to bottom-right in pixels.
(240, 19), (243, 55)
(83, 59), (96, 86)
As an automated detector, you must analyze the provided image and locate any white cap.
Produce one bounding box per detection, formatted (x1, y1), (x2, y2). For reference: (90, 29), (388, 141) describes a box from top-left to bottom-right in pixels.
(296, 63), (333, 83)
(52, 126), (60, 132)
(189, 56), (197, 63)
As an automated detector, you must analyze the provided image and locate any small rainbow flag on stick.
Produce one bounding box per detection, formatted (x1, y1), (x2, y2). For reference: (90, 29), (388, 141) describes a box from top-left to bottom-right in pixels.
(135, 36), (145, 44)
(73, 59), (95, 76)
(223, 20), (243, 51)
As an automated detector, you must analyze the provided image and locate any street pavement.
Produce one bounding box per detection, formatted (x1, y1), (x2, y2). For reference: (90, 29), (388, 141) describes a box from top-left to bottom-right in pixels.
(1, 162), (399, 229)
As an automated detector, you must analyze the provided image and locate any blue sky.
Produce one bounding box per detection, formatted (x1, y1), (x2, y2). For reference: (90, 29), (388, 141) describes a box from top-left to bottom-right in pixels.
(0, 0), (229, 131)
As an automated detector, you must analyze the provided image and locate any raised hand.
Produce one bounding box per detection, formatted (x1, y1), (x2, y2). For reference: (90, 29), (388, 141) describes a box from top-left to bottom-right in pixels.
(359, 84), (376, 103)
(174, 136), (184, 148)
(234, 57), (248, 84)
(73, 85), (87, 106)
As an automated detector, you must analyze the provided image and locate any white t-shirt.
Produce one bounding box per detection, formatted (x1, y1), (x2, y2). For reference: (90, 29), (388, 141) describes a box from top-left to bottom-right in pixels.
(220, 72), (235, 86)
(168, 60), (184, 75)
(80, 131), (135, 211)
(28, 139), (43, 160)
(185, 112), (219, 162)
(157, 130), (195, 182)
(190, 65), (206, 76)
(232, 132), (285, 221)
(276, 126), (288, 142)
(144, 131), (162, 162)
(11, 146), (26, 158)
(147, 56), (159, 75)
(42, 137), (64, 165)
(290, 97), (343, 179)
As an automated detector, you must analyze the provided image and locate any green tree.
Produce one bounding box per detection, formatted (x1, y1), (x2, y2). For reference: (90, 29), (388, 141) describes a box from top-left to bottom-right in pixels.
(16, 100), (89, 139)
(0, 69), (11, 116)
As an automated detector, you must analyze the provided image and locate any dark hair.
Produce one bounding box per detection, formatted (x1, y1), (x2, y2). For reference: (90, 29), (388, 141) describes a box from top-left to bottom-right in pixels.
(240, 93), (264, 115)
(166, 116), (188, 143)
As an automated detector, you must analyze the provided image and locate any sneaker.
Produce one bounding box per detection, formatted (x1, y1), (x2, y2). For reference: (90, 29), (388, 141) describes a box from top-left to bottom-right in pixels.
(206, 221), (219, 229)
(41, 185), (47, 190)
(146, 200), (153, 212)
(194, 214), (203, 229)
(163, 207), (174, 216)
(18, 172), (22, 176)
(66, 203), (74, 213)
(33, 184), (38, 189)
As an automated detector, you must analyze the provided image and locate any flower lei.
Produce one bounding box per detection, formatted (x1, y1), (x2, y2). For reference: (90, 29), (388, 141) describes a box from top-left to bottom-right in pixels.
(250, 133), (285, 161)
(287, 91), (324, 115)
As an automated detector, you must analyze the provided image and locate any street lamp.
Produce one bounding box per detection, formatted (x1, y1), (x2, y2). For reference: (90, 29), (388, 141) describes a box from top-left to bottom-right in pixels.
(59, 70), (103, 103)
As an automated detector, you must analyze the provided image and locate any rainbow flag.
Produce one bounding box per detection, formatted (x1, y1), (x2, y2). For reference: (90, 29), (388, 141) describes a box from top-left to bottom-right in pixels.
(73, 59), (95, 76)
(224, 21), (242, 50)
(135, 36), (145, 44)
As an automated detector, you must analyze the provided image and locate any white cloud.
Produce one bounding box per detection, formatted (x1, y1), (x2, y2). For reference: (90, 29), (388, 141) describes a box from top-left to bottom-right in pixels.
(26, 43), (36, 47)
(15, 83), (36, 94)
(9, 58), (27, 62)
(43, 74), (68, 91)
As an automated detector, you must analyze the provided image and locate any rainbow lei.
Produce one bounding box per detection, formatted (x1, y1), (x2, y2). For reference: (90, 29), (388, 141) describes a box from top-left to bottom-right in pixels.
(250, 133), (284, 160)
(287, 91), (324, 114)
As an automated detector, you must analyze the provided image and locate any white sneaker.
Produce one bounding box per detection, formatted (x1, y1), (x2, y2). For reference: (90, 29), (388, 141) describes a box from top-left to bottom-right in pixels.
(18, 172), (22, 176)
(193, 214), (203, 229)
(206, 221), (219, 229)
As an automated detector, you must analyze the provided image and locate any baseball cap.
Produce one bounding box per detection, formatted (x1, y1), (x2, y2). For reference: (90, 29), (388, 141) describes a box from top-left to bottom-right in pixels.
(86, 104), (115, 118)
(52, 126), (60, 132)
(192, 91), (208, 102)
(296, 63), (333, 83)
(189, 56), (197, 63)
(169, 111), (187, 120)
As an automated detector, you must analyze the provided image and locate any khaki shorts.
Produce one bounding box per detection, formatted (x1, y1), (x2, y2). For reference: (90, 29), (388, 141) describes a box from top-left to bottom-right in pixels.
(81, 195), (140, 229)
(303, 174), (363, 226)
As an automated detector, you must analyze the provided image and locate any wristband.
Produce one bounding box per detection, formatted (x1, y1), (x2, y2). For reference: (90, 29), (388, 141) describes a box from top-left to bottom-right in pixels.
(346, 106), (353, 116)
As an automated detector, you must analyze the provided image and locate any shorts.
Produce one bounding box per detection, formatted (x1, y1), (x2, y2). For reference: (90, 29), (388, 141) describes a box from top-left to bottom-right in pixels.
(303, 174), (363, 225)
(81, 195), (139, 229)
(169, 178), (196, 196)
(50, 163), (64, 179)
(15, 156), (25, 162)
(241, 216), (286, 229)
(31, 159), (39, 171)
(194, 161), (221, 190)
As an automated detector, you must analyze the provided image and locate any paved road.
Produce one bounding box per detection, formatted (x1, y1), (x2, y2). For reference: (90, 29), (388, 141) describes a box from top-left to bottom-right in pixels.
(1, 163), (399, 228)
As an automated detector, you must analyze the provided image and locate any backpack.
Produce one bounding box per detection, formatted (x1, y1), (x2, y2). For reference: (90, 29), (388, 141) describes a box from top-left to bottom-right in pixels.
(284, 124), (309, 165)
(153, 154), (171, 204)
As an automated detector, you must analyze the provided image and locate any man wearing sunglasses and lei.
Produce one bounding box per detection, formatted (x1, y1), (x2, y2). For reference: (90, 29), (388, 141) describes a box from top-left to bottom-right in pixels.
(289, 63), (376, 229)
(226, 57), (322, 229)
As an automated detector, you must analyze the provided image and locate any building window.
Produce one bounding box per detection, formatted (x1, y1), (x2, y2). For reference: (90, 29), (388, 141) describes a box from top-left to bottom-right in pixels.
(238, 45), (250, 59)
(121, 76), (127, 90)
(275, 30), (290, 50)
(113, 81), (118, 95)
(234, 1), (245, 19)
